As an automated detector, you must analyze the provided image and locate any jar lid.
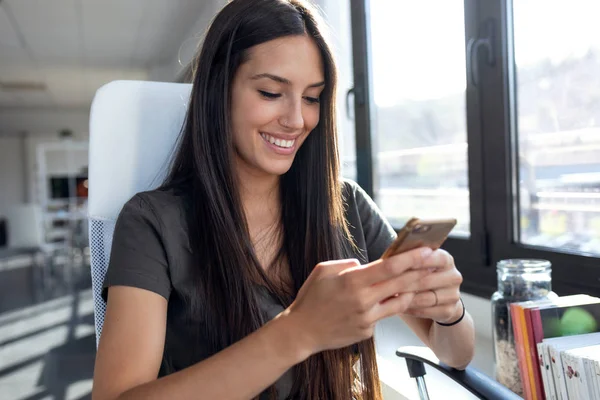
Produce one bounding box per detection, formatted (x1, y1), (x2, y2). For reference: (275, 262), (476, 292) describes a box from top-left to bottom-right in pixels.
(497, 259), (551, 273)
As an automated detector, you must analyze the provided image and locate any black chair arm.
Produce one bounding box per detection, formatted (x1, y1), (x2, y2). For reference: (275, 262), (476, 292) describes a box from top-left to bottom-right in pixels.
(396, 346), (523, 400)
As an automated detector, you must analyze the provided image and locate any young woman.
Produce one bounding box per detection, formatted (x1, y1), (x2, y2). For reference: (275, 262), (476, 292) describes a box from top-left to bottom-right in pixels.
(92, 0), (475, 399)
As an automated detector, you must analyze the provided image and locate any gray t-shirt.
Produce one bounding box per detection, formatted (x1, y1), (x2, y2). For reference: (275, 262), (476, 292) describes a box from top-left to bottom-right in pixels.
(102, 179), (396, 399)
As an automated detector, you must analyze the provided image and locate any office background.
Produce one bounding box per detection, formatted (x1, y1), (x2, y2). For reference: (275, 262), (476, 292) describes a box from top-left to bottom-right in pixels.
(0, 0), (599, 399)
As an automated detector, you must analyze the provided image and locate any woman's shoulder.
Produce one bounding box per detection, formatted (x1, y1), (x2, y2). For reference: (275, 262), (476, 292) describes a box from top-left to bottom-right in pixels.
(340, 178), (359, 199)
(340, 178), (371, 208)
(120, 186), (190, 231)
(341, 178), (359, 192)
(134, 186), (188, 208)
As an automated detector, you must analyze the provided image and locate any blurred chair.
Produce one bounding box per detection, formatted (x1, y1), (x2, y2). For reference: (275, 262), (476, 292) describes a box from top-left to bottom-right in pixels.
(87, 80), (522, 400)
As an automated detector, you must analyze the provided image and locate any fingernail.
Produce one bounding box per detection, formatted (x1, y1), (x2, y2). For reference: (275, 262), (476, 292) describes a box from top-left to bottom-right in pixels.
(421, 248), (433, 259)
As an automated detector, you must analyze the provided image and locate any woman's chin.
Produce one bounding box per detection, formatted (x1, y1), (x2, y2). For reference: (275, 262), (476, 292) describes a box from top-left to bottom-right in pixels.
(259, 159), (295, 177)
(265, 165), (293, 177)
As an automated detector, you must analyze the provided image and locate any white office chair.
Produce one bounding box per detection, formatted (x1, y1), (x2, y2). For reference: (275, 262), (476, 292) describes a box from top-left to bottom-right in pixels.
(87, 80), (521, 400)
(88, 80), (192, 345)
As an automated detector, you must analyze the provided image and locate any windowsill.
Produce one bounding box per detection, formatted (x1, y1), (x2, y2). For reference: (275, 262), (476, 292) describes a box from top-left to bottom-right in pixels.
(376, 293), (495, 400)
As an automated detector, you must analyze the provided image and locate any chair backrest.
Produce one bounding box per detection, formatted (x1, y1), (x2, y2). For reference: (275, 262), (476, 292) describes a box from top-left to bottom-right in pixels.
(88, 80), (192, 346)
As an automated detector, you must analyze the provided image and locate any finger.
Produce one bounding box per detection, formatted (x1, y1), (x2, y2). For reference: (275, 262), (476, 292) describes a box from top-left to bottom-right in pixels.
(370, 292), (415, 322)
(301, 259), (361, 295)
(367, 268), (431, 305)
(412, 268), (463, 293)
(407, 287), (460, 310)
(421, 249), (455, 271)
(351, 247), (433, 287)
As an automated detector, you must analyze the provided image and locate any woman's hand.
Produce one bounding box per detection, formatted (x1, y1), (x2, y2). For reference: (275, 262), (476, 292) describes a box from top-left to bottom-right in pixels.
(283, 247), (434, 358)
(402, 249), (464, 324)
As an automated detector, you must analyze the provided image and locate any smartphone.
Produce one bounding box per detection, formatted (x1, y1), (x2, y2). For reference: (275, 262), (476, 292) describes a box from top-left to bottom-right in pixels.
(381, 217), (457, 259)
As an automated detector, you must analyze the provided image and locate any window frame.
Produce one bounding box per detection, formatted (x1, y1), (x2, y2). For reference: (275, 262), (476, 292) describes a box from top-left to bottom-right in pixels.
(349, 0), (600, 299)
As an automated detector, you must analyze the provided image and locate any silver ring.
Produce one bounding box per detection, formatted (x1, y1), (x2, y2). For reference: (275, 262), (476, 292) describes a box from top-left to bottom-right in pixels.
(431, 290), (438, 307)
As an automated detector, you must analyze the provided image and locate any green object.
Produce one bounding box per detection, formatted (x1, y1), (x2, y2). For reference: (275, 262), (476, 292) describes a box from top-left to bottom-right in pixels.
(560, 307), (598, 336)
(545, 317), (562, 337)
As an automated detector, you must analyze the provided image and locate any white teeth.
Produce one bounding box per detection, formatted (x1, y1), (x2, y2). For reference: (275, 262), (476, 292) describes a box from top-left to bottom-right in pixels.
(261, 133), (295, 149)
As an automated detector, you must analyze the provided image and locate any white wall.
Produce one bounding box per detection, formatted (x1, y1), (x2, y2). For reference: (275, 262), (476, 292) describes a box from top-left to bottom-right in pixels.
(0, 108), (90, 138)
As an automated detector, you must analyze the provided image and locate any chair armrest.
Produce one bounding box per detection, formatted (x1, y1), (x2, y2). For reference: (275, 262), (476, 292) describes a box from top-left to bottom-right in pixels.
(396, 346), (523, 400)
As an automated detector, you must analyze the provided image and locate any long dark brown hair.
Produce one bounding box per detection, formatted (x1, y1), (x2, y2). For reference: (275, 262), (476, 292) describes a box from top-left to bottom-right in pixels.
(162, 0), (381, 398)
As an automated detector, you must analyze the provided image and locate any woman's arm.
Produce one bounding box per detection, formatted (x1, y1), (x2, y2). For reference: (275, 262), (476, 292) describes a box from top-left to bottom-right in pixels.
(345, 182), (476, 369)
(401, 306), (475, 370)
(92, 286), (310, 400)
(93, 255), (430, 400)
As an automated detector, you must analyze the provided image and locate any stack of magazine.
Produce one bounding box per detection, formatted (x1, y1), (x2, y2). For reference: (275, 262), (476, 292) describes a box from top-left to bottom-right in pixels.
(510, 294), (600, 400)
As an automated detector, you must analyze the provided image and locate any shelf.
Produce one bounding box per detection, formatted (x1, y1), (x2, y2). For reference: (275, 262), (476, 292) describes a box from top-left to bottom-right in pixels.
(44, 211), (87, 220)
(35, 140), (89, 250)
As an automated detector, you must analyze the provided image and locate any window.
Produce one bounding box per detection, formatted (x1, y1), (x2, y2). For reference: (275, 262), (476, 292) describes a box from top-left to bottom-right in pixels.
(348, 0), (600, 297)
(317, 0), (357, 181)
(368, 0), (470, 236)
(513, 0), (600, 257)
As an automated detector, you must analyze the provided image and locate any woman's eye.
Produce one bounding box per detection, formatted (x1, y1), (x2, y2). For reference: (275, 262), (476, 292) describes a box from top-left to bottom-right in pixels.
(258, 90), (281, 99)
(304, 96), (320, 105)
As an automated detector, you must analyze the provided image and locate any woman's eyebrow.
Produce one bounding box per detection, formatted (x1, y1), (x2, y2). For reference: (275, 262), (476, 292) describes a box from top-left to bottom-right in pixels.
(250, 73), (325, 88)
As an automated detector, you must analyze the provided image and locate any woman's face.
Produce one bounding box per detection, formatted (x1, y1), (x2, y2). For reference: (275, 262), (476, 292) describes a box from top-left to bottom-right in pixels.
(230, 35), (325, 178)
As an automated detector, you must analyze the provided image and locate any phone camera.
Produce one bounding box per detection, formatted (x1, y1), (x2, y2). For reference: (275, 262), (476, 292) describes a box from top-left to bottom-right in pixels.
(413, 224), (432, 234)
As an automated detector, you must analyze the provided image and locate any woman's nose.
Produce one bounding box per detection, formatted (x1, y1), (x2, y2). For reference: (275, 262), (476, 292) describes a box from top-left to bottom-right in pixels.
(279, 99), (304, 130)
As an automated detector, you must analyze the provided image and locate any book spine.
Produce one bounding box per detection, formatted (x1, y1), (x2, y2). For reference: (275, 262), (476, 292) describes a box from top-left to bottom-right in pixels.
(568, 352), (582, 400)
(512, 303), (532, 398)
(594, 359), (600, 398)
(587, 357), (598, 400)
(572, 352), (586, 400)
(574, 353), (590, 400)
(549, 344), (568, 400)
(561, 350), (576, 400)
(546, 344), (559, 400)
(538, 342), (556, 400)
(582, 356), (595, 400)
(526, 307), (544, 399)
(520, 305), (538, 399)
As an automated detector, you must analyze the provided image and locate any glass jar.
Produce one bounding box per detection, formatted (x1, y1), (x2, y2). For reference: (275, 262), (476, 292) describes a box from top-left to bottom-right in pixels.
(491, 259), (557, 395)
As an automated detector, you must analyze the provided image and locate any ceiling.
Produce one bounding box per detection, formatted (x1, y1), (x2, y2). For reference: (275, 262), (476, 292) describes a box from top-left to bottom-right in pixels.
(0, 0), (209, 109)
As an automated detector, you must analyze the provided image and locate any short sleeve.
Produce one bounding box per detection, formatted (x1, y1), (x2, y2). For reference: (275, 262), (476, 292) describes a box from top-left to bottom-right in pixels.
(346, 180), (397, 261)
(102, 194), (172, 302)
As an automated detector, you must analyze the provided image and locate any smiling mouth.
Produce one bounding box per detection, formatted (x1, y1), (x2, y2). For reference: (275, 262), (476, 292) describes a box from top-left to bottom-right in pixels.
(260, 132), (296, 149)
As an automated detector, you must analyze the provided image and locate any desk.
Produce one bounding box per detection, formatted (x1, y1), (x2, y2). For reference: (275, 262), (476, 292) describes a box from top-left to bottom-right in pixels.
(0, 247), (42, 271)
